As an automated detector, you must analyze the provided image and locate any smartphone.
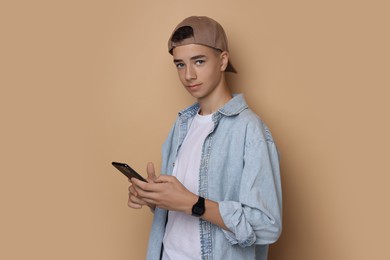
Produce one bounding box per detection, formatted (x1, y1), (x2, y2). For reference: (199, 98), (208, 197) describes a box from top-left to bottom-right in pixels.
(112, 162), (147, 182)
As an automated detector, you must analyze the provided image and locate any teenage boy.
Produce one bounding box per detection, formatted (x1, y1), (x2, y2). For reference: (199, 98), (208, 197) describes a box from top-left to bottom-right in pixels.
(128, 16), (282, 260)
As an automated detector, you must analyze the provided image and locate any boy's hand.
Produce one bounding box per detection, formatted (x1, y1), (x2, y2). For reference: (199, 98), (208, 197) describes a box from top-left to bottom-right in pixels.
(131, 171), (197, 215)
(127, 162), (157, 211)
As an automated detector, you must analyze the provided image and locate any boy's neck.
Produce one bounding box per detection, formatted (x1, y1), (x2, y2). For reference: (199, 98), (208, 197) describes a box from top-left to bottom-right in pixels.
(198, 86), (232, 115)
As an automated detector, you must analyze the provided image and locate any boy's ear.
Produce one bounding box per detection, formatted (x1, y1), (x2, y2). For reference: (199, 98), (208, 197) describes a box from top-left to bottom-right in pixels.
(220, 51), (229, 72)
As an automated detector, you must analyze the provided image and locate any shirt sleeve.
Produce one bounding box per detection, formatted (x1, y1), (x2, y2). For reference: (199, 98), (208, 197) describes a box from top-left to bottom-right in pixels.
(218, 124), (282, 247)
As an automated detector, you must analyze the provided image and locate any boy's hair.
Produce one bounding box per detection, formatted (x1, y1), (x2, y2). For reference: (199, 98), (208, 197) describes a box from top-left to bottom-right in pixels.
(171, 26), (194, 43)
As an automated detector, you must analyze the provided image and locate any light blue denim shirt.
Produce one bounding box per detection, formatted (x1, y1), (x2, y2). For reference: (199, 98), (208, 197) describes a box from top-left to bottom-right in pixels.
(146, 94), (282, 260)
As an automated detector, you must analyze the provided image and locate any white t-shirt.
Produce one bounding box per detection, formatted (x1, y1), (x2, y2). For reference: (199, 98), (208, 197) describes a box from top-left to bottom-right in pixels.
(162, 112), (214, 260)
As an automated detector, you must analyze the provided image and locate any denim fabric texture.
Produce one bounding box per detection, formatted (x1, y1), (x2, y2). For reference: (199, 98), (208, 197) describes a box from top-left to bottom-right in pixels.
(146, 94), (282, 260)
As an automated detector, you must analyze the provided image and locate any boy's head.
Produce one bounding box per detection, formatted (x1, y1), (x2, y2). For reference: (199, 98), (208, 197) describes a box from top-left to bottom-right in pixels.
(168, 16), (237, 73)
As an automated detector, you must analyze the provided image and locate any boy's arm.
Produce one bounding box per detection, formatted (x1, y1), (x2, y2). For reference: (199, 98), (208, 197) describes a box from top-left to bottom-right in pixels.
(131, 171), (230, 231)
(202, 199), (229, 231)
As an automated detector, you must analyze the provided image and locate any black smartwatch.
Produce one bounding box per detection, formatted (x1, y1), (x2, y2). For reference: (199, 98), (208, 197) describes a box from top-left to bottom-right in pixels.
(191, 196), (205, 217)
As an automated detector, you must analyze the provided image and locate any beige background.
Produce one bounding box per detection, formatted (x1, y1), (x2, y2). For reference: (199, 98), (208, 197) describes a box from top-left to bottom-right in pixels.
(1, 0), (389, 259)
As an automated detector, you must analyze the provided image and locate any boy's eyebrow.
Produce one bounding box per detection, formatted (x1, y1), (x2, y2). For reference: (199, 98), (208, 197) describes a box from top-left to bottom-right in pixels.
(190, 55), (206, 60)
(173, 55), (207, 63)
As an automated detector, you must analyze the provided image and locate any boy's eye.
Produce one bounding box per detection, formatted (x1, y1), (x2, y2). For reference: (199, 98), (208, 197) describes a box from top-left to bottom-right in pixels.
(175, 63), (185, 69)
(195, 60), (205, 65)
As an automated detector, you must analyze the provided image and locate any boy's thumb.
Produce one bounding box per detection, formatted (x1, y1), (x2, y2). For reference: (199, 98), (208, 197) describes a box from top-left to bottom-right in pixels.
(146, 162), (156, 180)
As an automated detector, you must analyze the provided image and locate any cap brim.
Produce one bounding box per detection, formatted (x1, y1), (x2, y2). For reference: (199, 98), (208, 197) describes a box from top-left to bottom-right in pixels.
(226, 61), (237, 73)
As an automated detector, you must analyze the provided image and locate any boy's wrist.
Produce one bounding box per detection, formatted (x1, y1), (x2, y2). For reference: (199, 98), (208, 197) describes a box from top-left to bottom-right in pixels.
(185, 193), (199, 215)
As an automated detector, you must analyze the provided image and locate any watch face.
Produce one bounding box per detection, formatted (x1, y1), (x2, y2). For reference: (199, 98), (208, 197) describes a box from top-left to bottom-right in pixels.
(192, 197), (205, 217)
(193, 206), (204, 216)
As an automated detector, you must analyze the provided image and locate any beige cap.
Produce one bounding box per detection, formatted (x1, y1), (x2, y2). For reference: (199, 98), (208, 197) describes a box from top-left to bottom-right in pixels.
(168, 16), (237, 73)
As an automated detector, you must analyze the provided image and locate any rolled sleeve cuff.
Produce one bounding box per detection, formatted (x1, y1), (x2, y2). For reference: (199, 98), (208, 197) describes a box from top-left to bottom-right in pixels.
(219, 201), (256, 247)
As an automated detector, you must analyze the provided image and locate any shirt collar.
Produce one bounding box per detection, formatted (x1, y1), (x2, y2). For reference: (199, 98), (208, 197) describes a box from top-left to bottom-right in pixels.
(178, 94), (248, 119)
(217, 94), (248, 116)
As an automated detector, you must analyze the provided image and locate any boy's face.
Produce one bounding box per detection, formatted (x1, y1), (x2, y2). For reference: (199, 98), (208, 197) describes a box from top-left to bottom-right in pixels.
(172, 44), (228, 101)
